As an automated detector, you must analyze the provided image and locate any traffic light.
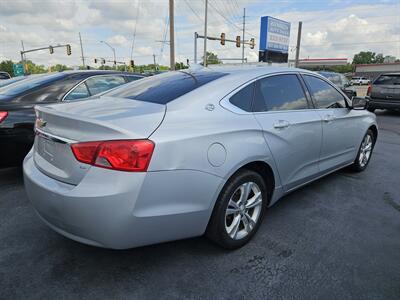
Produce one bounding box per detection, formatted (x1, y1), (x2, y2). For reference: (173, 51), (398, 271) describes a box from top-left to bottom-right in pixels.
(49, 46), (54, 54)
(101, 58), (106, 64)
(94, 58), (98, 63)
(66, 44), (71, 56)
(250, 38), (255, 49)
(129, 60), (134, 68)
(220, 33), (225, 45)
(236, 36), (241, 48)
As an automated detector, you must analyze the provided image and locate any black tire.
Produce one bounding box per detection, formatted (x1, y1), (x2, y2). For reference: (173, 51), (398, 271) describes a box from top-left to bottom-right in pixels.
(350, 129), (375, 172)
(206, 169), (268, 250)
(367, 107), (375, 113)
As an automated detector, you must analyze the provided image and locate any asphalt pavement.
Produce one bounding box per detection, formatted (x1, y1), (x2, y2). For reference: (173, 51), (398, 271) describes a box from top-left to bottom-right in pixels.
(0, 111), (399, 299)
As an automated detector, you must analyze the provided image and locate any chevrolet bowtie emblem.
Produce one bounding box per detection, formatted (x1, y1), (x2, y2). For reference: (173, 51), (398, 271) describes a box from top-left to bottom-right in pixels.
(36, 118), (47, 128)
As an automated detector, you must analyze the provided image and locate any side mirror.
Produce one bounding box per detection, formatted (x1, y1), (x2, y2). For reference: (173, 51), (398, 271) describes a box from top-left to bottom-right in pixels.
(352, 97), (368, 110)
(343, 89), (356, 99)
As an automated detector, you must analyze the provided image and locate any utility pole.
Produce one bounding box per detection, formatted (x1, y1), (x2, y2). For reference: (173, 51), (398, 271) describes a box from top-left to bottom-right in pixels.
(203, 0), (208, 67)
(169, 0), (175, 70)
(194, 32), (198, 64)
(295, 21), (302, 68)
(79, 32), (86, 68)
(242, 8), (245, 64)
(153, 54), (157, 71)
(20, 40), (26, 73)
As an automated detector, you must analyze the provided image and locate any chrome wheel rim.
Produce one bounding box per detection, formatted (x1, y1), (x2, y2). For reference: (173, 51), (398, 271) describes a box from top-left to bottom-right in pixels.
(225, 182), (263, 240)
(359, 134), (373, 167)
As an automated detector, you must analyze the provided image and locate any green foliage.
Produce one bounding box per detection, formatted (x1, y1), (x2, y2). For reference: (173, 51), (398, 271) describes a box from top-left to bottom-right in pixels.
(175, 62), (188, 70)
(49, 64), (72, 72)
(0, 60), (14, 76)
(352, 51), (384, 65)
(330, 64), (354, 73)
(203, 51), (222, 65)
(22, 60), (47, 74)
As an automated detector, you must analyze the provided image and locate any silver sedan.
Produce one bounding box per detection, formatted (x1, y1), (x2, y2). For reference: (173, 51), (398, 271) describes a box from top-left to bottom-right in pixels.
(23, 67), (378, 249)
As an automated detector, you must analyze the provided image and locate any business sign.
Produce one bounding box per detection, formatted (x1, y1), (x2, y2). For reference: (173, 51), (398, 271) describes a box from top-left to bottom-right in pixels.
(259, 16), (291, 53)
(12, 63), (25, 76)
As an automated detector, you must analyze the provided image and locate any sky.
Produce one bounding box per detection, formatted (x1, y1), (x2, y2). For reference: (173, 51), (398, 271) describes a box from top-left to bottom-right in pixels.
(0, 0), (399, 68)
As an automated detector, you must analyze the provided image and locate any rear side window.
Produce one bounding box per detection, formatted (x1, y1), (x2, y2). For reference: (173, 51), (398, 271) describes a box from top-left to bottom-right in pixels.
(106, 71), (227, 104)
(85, 75), (126, 95)
(374, 75), (400, 85)
(303, 75), (347, 108)
(253, 74), (308, 112)
(64, 83), (91, 101)
(229, 83), (254, 112)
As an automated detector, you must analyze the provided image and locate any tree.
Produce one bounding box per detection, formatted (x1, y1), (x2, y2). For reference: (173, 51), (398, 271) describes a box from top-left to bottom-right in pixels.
(352, 51), (384, 65)
(0, 60), (14, 76)
(49, 64), (71, 72)
(202, 51), (222, 65)
(175, 62), (188, 70)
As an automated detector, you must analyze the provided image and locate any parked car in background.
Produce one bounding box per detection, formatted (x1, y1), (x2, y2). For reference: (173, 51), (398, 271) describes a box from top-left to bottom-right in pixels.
(318, 71), (356, 99)
(367, 73), (400, 112)
(350, 76), (370, 85)
(23, 67), (377, 250)
(0, 74), (48, 88)
(0, 70), (144, 167)
(0, 71), (11, 80)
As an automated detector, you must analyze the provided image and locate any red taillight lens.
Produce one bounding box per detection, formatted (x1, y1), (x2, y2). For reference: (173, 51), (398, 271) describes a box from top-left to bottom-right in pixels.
(367, 85), (372, 96)
(71, 140), (155, 172)
(0, 111), (8, 123)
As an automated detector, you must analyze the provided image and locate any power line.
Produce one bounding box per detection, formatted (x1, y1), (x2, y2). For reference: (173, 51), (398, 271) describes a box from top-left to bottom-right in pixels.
(183, 0), (203, 21)
(207, 0), (256, 38)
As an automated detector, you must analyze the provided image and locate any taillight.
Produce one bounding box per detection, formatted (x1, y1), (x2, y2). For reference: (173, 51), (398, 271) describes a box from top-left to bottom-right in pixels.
(367, 85), (372, 96)
(71, 140), (155, 172)
(0, 111), (8, 123)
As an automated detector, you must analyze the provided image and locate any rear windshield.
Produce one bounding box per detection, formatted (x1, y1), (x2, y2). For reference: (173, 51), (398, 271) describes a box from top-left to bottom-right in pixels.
(374, 74), (400, 85)
(106, 70), (227, 104)
(0, 73), (66, 96)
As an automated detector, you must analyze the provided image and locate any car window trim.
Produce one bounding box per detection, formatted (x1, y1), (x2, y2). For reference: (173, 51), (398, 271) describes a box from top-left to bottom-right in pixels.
(300, 72), (350, 109)
(252, 73), (313, 113)
(62, 74), (125, 101)
(220, 71), (314, 115)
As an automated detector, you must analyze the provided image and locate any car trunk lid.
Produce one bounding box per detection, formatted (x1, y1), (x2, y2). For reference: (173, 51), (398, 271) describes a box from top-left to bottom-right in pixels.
(33, 96), (165, 185)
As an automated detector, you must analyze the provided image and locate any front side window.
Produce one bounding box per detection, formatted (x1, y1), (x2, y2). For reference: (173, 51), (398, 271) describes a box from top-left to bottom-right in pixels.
(253, 74), (309, 112)
(64, 83), (90, 101)
(303, 75), (347, 108)
(85, 75), (126, 95)
(229, 83), (254, 112)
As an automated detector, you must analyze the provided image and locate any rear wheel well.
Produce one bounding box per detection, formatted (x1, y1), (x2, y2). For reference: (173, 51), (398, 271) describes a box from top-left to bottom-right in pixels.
(237, 161), (275, 205)
(369, 125), (378, 142)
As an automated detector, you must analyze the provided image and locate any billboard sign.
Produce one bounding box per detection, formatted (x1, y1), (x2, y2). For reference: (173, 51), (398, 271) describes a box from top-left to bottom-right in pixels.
(259, 16), (291, 53)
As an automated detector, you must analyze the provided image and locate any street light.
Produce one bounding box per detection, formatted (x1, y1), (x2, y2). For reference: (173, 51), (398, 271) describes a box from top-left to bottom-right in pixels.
(100, 40), (116, 70)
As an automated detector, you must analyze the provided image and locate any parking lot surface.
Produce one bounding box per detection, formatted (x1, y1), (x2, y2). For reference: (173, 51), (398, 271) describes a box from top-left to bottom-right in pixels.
(1, 111), (399, 299)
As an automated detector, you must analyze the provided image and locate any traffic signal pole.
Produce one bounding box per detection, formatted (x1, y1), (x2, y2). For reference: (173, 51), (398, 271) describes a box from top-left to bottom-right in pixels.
(203, 0), (208, 67)
(242, 8), (245, 64)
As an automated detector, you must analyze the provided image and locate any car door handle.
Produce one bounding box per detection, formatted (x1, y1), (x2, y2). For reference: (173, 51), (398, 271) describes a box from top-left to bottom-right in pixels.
(323, 114), (336, 122)
(273, 120), (290, 129)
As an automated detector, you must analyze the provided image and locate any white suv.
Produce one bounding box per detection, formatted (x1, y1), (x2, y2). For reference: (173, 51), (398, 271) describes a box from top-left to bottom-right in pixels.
(351, 77), (371, 85)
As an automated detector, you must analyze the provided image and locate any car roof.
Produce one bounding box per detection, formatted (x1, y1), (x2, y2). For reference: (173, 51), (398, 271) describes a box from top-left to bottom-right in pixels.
(379, 73), (400, 76)
(59, 70), (144, 76)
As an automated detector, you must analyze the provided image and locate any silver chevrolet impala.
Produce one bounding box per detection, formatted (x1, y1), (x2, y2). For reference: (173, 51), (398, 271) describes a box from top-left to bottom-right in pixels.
(23, 67), (378, 249)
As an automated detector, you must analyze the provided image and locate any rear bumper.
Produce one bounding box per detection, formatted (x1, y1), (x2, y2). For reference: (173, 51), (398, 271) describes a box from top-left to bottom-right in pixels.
(23, 152), (224, 249)
(369, 98), (400, 110)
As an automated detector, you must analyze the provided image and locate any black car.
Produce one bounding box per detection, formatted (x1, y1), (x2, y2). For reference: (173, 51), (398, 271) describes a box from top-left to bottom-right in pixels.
(0, 70), (144, 167)
(367, 73), (400, 112)
(318, 71), (356, 99)
(0, 71), (11, 80)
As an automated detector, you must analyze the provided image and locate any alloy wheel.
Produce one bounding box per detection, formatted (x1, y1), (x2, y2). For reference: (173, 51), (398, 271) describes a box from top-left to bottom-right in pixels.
(224, 181), (263, 240)
(359, 133), (373, 167)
